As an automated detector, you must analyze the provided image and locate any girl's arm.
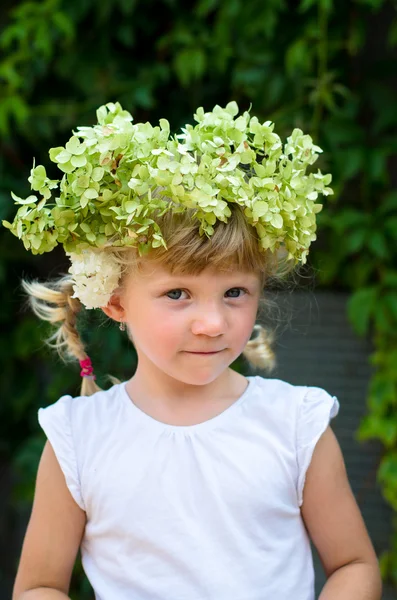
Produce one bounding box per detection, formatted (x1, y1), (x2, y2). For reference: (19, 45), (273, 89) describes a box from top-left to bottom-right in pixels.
(301, 426), (382, 600)
(13, 441), (86, 600)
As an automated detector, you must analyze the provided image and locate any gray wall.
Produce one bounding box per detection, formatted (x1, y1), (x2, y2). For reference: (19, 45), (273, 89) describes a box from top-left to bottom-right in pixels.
(251, 291), (394, 599)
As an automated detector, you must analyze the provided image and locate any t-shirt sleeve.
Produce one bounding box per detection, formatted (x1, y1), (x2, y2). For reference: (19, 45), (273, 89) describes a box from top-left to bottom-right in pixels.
(38, 395), (85, 511)
(296, 386), (340, 507)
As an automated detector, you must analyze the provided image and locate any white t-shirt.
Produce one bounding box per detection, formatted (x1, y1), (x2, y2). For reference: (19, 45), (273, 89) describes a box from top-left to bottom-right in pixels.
(38, 375), (339, 600)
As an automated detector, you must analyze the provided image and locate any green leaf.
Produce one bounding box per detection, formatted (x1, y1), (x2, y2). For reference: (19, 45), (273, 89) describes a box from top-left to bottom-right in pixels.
(385, 217), (397, 242)
(378, 452), (397, 485)
(52, 11), (75, 41)
(354, 0), (385, 11)
(347, 287), (378, 336)
(298, 0), (317, 11)
(80, 195), (90, 209)
(378, 191), (397, 215)
(383, 293), (397, 323)
(195, 0), (219, 17)
(271, 213), (283, 228)
(327, 208), (369, 235)
(16, 195), (39, 207)
(84, 188), (99, 200)
(336, 148), (364, 181)
(29, 165), (47, 190)
(174, 48), (206, 87)
(366, 230), (388, 259)
(388, 18), (397, 48)
(92, 167), (105, 182)
(49, 146), (65, 162)
(344, 227), (366, 254)
(285, 39), (311, 74)
(367, 148), (388, 182)
(71, 155), (87, 168)
(374, 303), (391, 334)
(252, 201), (269, 220)
(80, 223), (91, 233)
(65, 136), (83, 154)
(378, 551), (391, 579)
(225, 101), (239, 117)
(55, 150), (72, 164)
(382, 270), (397, 289)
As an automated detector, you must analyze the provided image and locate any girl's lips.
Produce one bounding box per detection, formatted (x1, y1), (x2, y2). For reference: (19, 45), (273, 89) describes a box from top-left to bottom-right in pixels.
(185, 350), (223, 354)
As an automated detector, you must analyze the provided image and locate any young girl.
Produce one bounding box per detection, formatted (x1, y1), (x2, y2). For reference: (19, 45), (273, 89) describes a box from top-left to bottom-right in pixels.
(5, 102), (381, 600)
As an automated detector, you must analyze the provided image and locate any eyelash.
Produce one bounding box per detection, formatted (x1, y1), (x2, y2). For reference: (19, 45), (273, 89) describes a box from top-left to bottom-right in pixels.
(165, 287), (248, 301)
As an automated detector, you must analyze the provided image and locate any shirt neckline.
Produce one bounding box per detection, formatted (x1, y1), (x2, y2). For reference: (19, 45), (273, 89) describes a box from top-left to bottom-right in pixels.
(119, 376), (257, 433)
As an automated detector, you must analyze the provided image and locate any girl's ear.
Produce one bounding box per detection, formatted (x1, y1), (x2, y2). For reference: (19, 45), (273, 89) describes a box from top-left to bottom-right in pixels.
(101, 291), (125, 322)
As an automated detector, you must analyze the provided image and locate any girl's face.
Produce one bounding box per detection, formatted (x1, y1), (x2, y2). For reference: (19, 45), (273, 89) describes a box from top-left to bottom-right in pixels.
(105, 260), (262, 387)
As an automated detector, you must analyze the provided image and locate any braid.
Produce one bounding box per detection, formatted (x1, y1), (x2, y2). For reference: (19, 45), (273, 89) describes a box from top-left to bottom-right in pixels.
(22, 275), (278, 395)
(242, 324), (276, 372)
(22, 276), (102, 396)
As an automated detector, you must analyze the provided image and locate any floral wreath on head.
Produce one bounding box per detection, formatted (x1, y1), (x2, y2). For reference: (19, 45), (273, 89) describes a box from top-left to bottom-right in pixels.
(3, 101), (333, 309)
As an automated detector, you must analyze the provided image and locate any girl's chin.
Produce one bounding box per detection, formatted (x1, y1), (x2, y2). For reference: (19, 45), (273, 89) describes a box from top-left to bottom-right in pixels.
(169, 365), (233, 386)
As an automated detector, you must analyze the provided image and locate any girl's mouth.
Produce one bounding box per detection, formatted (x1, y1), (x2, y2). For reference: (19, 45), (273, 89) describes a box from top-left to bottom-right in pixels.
(185, 350), (223, 355)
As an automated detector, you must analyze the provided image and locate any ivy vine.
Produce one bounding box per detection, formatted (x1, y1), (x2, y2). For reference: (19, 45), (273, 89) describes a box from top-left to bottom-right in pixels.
(1, 0), (396, 593)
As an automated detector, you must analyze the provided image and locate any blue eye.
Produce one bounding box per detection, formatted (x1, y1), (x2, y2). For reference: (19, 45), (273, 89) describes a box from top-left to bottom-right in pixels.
(166, 289), (185, 300)
(226, 287), (247, 298)
(165, 288), (247, 300)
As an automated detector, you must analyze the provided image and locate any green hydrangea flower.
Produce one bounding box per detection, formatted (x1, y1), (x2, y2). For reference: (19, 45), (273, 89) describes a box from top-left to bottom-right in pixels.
(2, 101), (333, 263)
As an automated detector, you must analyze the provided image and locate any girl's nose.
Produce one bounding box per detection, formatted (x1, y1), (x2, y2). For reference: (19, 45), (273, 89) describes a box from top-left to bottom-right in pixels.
(190, 306), (227, 337)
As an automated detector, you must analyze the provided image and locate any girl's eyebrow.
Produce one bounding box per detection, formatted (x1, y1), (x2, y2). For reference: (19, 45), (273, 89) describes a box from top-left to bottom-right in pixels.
(151, 274), (260, 286)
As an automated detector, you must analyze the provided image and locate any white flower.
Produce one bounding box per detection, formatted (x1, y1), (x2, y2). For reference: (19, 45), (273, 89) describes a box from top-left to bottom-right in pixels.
(67, 249), (121, 309)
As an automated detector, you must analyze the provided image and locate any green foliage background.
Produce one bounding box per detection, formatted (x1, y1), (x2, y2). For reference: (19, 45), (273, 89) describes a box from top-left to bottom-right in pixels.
(0, 0), (396, 595)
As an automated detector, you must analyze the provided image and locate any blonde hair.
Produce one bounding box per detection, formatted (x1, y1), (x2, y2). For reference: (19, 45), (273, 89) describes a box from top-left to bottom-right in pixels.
(23, 203), (296, 396)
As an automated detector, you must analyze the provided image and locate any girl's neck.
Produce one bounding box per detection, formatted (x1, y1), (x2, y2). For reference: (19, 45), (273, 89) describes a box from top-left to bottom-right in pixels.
(124, 368), (249, 426)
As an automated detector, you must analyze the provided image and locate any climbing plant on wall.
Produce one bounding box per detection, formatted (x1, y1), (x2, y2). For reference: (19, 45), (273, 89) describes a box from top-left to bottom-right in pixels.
(1, 0), (396, 594)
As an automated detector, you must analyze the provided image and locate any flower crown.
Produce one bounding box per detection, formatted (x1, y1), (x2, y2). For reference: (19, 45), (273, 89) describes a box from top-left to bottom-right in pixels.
(3, 101), (333, 309)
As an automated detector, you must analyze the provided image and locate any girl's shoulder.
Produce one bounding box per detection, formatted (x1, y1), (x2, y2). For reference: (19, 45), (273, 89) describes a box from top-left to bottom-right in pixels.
(38, 382), (127, 441)
(252, 376), (340, 507)
(37, 382), (127, 510)
(251, 375), (340, 441)
(253, 374), (339, 411)
(41, 380), (124, 411)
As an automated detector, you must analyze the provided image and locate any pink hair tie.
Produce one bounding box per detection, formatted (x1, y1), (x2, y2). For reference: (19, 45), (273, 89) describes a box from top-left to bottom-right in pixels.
(79, 356), (96, 379)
